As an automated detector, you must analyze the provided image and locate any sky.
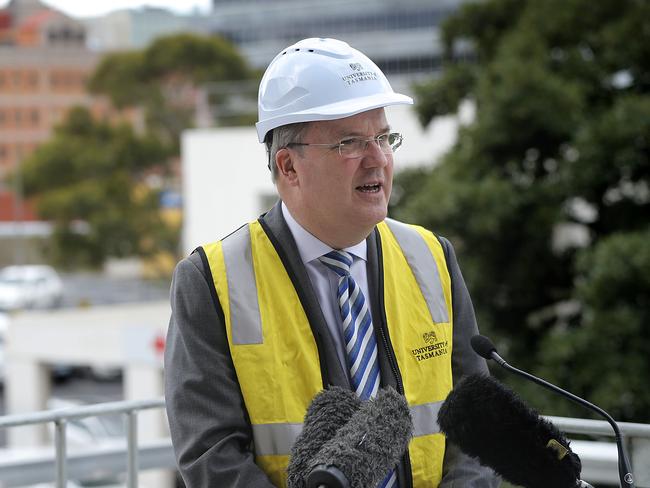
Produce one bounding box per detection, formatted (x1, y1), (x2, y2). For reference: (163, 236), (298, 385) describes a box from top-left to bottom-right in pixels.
(0, 0), (213, 18)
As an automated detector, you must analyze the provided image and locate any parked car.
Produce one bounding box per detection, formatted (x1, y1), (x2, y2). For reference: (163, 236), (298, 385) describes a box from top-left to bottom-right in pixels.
(0, 265), (64, 311)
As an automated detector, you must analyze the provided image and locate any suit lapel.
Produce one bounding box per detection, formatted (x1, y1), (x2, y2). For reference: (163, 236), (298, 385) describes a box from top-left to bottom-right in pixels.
(258, 201), (349, 388)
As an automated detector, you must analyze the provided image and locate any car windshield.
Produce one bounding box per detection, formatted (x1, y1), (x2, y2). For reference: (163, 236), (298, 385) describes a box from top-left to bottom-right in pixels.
(0, 275), (30, 285)
(0, 277), (29, 285)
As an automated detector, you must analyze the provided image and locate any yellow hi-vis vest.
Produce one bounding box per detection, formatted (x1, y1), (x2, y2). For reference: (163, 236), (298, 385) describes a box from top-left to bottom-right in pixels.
(202, 218), (453, 487)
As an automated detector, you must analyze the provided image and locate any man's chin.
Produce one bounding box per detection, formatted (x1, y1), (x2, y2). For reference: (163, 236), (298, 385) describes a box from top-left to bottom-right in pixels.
(357, 206), (388, 228)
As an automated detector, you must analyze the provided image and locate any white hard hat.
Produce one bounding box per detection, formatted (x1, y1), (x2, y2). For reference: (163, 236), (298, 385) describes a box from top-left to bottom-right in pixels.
(256, 38), (413, 143)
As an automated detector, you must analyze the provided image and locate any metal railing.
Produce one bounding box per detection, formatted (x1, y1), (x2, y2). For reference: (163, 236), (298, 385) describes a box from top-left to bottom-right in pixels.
(0, 397), (168, 488)
(547, 415), (650, 486)
(1, 399), (650, 487)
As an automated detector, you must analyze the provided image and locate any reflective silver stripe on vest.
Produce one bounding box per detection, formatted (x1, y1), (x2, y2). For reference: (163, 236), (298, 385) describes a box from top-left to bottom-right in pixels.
(252, 423), (303, 456)
(410, 401), (444, 437)
(385, 219), (449, 324)
(222, 225), (263, 344)
(250, 402), (443, 455)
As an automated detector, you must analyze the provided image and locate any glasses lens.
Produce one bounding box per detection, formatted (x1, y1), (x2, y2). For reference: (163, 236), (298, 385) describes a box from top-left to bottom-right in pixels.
(370, 133), (401, 154)
(338, 133), (402, 158)
(376, 135), (391, 152)
(389, 133), (402, 152)
(339, 139), (364, 158)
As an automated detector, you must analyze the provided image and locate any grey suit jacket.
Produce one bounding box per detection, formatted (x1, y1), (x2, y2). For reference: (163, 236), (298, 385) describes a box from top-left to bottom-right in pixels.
(164, 201), (499, 487)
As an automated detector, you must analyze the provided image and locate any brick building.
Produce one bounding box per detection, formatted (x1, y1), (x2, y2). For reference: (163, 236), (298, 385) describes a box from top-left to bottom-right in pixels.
(0, 0), (120, 181)
(0, 0), (130, 265)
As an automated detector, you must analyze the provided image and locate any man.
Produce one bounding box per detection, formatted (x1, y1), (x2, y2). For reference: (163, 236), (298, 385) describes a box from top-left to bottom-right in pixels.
(165, 38), (498, 487)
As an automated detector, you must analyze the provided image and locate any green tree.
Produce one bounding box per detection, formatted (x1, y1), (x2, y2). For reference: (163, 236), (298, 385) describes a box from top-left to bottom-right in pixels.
(89, 32), (257, 149)
(391, 0), (650, 421)
(18, 107), (175, 268)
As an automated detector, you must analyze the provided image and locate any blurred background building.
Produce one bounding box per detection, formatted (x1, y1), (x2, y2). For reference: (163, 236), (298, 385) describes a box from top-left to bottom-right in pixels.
(205, 0), (470, 83)
(77, 0), (469, 82)
(0, 0), (470, 267)
(83, 6), (202, 51)
(0, 0), (140, 265)
(1, 0), (470, 177)
(0, 0), (98, 179)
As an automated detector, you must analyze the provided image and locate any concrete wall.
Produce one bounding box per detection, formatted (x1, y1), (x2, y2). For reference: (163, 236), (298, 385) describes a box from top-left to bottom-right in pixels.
(5, 301), (172, 486)
(6, 302), (169, 440)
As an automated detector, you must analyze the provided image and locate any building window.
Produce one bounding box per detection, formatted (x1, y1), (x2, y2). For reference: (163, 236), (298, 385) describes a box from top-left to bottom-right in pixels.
(48, 27), (86, 46)
(30, 109), (40, 126)
(27, 71), (39, 89)
(50, 70), (86, 91)
(15, 144), (24, 159)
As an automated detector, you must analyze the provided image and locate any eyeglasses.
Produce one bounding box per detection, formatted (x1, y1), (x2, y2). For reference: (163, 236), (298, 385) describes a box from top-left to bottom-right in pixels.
(286, 132), (403, 159)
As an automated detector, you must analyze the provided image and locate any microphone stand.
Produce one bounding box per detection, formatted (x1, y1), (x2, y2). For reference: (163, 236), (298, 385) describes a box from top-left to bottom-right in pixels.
(488, 350), (635, 488)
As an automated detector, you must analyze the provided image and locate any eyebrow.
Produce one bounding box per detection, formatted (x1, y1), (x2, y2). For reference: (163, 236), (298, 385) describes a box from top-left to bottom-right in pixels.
(335, 125), (392, 138)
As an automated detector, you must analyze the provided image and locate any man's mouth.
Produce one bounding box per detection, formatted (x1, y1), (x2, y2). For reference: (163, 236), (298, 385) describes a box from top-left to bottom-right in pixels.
(356, 183), (381, 193)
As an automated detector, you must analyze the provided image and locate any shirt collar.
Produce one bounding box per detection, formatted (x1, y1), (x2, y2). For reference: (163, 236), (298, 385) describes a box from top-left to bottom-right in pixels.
(282, 202), (367, 264)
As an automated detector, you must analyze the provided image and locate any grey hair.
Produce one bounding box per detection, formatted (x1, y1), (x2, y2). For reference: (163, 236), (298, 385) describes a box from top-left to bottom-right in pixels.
(265, 122), (310, 182)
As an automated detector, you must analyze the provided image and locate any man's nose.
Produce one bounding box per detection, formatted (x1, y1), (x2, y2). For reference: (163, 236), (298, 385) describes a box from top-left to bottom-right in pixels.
(361, 139), (389, 167)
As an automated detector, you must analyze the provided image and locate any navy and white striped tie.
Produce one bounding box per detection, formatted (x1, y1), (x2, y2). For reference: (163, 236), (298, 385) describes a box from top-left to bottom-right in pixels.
(319, 250), (398, 488)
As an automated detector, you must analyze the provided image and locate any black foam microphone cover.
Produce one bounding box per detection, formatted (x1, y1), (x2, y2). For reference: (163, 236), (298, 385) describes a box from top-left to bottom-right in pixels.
(287, 387), (362, 488)
(307, 387), (413, 488)
(470, 334), (498, 360)
(438, 374), (582, 488)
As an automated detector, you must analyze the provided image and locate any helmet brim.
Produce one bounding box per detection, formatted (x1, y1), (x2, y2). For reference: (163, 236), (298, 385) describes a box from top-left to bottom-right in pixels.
(256, 92), (413, 143)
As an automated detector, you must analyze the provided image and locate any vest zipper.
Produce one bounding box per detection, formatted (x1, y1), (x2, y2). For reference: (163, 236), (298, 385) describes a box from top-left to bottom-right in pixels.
(377, 310), (413, 488)
(375, 229), (414, 488)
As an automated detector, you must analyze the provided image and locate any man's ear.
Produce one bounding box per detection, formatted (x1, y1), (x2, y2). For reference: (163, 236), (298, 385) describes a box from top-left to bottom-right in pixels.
(275, 148), (299, 185)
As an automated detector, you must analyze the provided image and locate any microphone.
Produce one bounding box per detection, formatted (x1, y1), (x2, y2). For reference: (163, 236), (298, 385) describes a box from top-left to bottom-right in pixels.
(438, 373), (587, 488)
(287, 387), (362, 488)
(471, 334), (636, 487)
(306, 387), (413, 488)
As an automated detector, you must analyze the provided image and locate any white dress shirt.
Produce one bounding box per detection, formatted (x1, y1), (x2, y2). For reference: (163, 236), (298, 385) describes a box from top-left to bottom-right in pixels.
(281, 202), (373, 379)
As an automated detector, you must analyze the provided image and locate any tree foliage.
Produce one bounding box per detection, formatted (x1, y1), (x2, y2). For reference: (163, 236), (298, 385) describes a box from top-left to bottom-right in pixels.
(89, 33), (257, 149)
(19, 107), (175, 268)
(392, 0), (650, 421)
(18, 34), (256, 268)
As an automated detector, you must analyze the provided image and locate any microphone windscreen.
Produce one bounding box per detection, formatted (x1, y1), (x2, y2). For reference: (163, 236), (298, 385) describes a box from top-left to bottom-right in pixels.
(470, 334), (497, 359)
(308, 387), (413, 488)
(438, 374), (582, 488)
(287, 387), (361, 488)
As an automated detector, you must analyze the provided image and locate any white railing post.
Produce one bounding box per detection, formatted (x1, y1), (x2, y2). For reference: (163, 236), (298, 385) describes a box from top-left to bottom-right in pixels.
(127, 410), (139, 488)
(54, 418), (67, 488)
